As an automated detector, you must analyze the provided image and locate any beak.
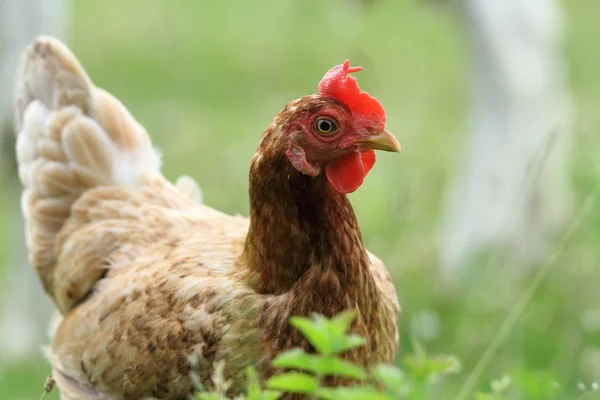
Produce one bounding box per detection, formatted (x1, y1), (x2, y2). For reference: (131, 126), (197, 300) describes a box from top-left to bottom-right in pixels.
(356, 129), (401, 153)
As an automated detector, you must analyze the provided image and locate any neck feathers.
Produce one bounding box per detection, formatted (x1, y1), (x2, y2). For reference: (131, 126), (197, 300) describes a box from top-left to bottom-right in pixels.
(242, 118), (375, 303)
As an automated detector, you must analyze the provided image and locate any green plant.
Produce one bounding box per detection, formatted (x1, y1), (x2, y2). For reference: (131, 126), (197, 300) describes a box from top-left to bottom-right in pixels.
(195, 310), (460, 399)
(473, 376), (512, 400)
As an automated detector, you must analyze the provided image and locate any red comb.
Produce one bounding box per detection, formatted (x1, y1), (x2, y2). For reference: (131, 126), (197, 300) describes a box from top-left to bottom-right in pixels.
(318, 60), (386, 129)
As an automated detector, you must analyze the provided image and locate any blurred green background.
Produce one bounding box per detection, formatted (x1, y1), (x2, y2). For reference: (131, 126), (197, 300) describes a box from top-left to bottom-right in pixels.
(1, 0), (599, 398)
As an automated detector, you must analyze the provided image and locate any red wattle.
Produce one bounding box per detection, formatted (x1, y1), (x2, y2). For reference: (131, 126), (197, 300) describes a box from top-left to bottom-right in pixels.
(361, 150), (376, 175)
(325, 149), (376, 194)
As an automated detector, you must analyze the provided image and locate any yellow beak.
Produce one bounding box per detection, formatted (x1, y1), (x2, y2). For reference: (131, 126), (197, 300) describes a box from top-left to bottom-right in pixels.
(356, 129), (401, 153)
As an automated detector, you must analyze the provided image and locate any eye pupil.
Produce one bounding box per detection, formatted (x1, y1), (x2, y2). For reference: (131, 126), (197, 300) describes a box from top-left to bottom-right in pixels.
(315, 118), (336, 135)
(319, 120), (331, 132)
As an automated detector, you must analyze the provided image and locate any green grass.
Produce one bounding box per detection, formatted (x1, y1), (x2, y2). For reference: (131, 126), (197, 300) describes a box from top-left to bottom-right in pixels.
(1, 0), (599, 398)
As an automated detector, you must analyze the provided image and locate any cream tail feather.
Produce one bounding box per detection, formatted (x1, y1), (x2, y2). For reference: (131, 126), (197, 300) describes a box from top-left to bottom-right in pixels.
(14, 36), (202, 311)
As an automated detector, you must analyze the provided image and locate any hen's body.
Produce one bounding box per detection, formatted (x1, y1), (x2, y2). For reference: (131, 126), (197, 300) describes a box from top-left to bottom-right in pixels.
(15, 37), (399, 399)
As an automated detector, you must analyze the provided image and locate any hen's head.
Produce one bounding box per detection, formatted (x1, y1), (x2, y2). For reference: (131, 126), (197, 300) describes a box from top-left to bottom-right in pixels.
(276, 60), (400, 194)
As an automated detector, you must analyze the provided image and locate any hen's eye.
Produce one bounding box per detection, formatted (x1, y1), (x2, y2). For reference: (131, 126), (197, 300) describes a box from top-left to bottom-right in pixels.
(314, 117), (338, 135)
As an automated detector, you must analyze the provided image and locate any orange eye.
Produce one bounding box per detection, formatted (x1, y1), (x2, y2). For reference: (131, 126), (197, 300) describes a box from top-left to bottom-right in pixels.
(314, 117), (338, 136)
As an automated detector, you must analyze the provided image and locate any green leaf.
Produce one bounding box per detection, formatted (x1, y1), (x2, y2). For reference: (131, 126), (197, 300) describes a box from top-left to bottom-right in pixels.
(426, 355), (461, 375)
(273, 349), (366, 379)
(317, 385), (397, 400)
(289, 311), (367, 357)
(403, 352), (461, 383)
(272, 349), (316, 371)
(246, 366), (261, 398)
(490, 375), (512, 394)
(265, 372), (319, 395)
(289, 316), (332, 356)
(328, 309), (358, 336)
(332, 334), (367, 355)
(316, 357), (366, 379)
(370, 364), (408, 395)
(246, 390), (281, 400)
(245, 366), (281, 400)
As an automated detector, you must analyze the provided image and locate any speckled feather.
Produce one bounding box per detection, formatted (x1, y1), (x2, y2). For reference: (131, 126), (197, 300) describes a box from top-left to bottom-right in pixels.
(14, 36), (399, 400)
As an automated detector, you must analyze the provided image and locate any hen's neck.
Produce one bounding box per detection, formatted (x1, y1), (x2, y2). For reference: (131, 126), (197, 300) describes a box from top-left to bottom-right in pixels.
(243, 121), (376, 305)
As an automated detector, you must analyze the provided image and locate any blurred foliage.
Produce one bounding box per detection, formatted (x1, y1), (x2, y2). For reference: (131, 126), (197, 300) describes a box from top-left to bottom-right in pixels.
(195, 311), (460, 400)
(192, 312), (591, 399)
(1, 0), (600, 399)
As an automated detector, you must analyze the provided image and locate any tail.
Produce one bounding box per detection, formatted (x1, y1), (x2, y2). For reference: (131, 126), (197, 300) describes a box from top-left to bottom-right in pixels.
(15, 36), (161, 295)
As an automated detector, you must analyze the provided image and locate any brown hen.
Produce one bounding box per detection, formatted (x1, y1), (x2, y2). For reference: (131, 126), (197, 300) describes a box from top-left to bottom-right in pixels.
(15, 36), (400, 400)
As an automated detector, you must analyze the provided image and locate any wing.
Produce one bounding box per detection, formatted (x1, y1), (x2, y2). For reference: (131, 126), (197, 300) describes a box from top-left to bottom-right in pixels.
(49, 178), (262, 399)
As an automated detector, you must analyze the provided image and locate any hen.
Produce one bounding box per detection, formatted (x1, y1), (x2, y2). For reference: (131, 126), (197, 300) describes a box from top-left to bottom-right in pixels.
(15, 36), (401, 399)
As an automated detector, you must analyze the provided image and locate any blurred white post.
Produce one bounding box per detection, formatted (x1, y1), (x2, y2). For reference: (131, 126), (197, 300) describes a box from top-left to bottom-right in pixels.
(438, 0), (574, 275)
(0, 0), (70, 362)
